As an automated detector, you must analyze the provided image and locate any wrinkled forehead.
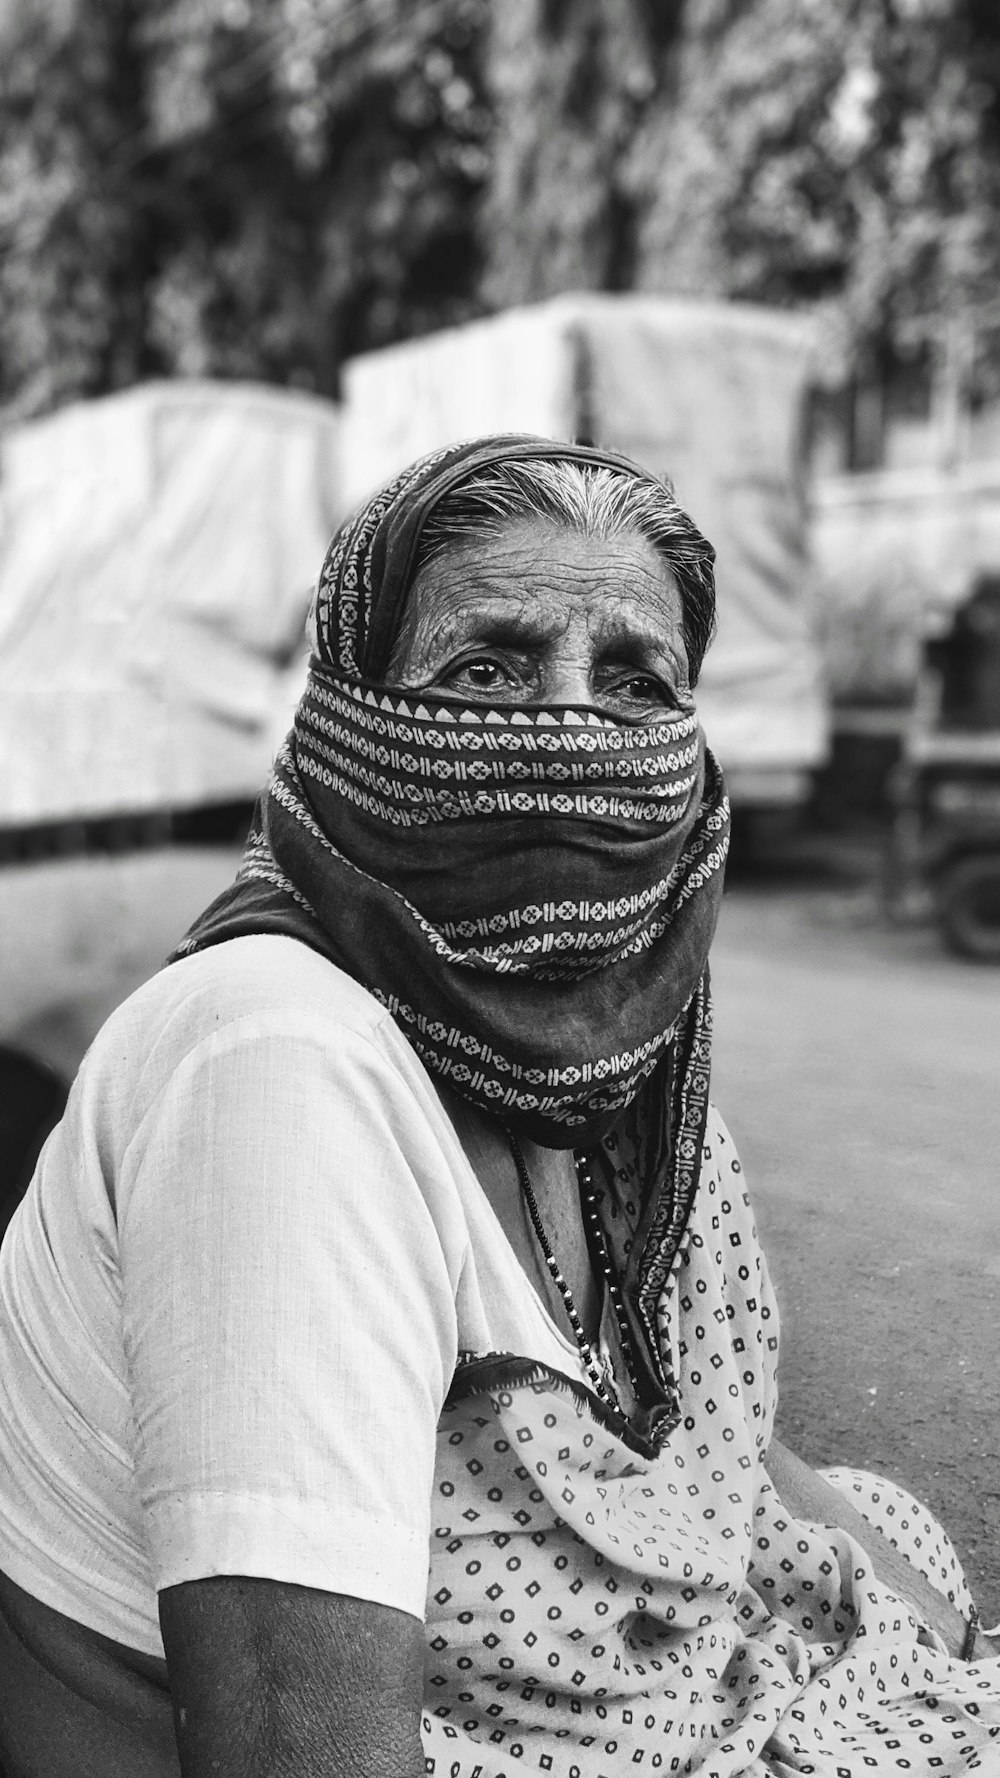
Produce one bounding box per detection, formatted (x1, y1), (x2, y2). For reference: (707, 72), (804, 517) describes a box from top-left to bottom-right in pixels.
(307, 435), (665, 680)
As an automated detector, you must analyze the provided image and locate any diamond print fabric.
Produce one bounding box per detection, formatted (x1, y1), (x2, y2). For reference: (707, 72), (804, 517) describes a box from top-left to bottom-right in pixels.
(419, 1117), (1000, 1776)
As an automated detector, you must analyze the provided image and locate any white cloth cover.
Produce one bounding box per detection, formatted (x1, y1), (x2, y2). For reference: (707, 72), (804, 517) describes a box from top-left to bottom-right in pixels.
(0, 380), (341, 823)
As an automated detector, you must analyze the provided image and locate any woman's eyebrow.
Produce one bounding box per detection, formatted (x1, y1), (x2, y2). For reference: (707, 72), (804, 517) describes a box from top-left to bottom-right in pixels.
(434, 597), (689, 663)
(591, 609), (688, 665)
(436, 600), (562, 648)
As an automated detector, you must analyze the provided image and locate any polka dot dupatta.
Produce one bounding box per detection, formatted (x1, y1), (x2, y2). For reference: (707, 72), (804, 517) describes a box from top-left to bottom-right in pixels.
(424, 1114), (1000, 1777)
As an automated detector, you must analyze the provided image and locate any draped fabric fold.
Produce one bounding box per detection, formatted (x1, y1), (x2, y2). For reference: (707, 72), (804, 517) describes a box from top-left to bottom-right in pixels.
(171, 433), (728, 1440)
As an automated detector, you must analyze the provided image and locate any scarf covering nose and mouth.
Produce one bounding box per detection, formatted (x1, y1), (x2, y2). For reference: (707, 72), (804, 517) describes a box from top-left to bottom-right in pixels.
(174, 432), (728, 1143)
(173, 433), (729, 1435)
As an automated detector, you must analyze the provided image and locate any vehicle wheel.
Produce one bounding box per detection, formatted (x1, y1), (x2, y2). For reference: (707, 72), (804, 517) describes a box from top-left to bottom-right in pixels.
(936, 853), (1000, 962)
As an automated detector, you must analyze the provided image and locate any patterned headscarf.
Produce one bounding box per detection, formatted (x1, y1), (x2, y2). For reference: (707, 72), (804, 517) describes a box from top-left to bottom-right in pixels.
(174, 435), (730, 1429)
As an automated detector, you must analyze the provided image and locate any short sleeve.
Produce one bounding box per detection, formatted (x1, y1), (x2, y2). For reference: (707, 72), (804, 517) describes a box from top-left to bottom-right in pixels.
(116, 1007), (464, 1621)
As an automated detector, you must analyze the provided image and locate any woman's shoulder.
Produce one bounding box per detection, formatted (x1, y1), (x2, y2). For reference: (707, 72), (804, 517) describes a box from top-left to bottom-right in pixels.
(81, 935), (414, 1115)
(116, 934), (391, 1046)
(73, 935), (460, 1203)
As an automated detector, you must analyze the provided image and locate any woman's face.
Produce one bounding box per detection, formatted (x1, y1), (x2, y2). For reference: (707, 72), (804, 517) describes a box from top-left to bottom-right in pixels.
(389, 519), (692, 723)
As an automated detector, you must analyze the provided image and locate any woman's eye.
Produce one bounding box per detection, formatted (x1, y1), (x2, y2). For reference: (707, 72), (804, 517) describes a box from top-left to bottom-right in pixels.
(450, 657), (510, 690)
(602, 663), (692, 710)
(613, 673), (672, 705)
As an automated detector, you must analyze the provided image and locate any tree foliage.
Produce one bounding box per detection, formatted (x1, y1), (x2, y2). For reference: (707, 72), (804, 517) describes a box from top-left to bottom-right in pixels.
(2, 0), (1000, 420)
(476, 0), (661, 309)
(0, 0), (490, 417)
(632, 0), (1000, 378)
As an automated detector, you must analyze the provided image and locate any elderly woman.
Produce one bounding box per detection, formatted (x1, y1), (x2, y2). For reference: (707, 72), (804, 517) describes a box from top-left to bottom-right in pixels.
(0, 435), (997, 1778)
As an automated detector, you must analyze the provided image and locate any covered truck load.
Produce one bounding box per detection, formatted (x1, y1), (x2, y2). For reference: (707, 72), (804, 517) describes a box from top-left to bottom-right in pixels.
(0, 380), (340, 1147)
(0, 378), (339, 823)
(340, 294), (827, 809)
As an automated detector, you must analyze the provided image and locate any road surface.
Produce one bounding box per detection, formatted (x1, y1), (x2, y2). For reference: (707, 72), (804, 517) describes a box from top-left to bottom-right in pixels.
(711, 881), (1000, 1622)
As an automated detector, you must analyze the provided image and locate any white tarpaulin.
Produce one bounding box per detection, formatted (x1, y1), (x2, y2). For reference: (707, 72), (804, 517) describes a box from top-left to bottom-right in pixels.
(0, 380), (341, 823)
(811, 463), (1000, 699)
(341, 296), (827, 794)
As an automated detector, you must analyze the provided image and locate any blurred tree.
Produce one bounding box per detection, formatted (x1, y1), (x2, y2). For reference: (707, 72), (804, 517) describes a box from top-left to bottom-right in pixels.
(0, 0), (490, 417)
(3, 0), (1000, 422)
(632, 0), (1000, 385)
(0, 0), (154, 418)
(476, 0), (672, 307)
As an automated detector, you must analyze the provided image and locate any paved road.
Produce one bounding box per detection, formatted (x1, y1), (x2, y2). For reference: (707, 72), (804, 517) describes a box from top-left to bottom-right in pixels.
(710, 883), (1000, 1622)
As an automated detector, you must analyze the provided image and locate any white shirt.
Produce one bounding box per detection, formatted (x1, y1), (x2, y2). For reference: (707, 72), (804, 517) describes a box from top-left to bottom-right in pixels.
(0, 935), (586, 1658)
(7, 937), (1000, 1776)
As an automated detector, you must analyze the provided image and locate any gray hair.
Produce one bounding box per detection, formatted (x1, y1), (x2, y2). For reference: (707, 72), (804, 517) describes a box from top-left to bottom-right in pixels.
(414, 456), (717, 684)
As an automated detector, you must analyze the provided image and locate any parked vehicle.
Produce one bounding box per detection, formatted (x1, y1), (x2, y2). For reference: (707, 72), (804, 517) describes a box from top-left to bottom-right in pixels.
(811, 459), (1000, 708)
(888, 578), (1000, 960)
(340, 294), (829, 822)
(0, 379), (342, 1182)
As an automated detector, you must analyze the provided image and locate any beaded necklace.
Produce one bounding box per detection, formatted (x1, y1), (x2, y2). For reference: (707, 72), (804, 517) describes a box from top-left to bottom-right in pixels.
(507, 1134), (641, 1411)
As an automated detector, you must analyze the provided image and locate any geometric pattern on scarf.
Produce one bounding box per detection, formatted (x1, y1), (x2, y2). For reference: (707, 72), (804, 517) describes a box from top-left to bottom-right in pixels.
(172, 431), (727, 1444)
(207, 678), (729, 1137)
(297, 669), (709, 967)
(174, 679), (727, 1439)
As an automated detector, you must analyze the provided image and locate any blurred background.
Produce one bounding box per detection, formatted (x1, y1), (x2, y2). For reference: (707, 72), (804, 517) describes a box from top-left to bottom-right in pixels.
(1, 0), (998, 1615)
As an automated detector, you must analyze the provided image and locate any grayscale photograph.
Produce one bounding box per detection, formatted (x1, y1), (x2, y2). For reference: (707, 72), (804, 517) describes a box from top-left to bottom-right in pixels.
(0, 3), (998, 1775)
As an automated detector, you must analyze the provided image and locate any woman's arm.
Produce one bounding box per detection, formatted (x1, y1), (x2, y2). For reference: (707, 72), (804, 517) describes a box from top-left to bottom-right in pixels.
(117, 1002), (462, 1777)
(764, 1438), (998, 1662)
(160, 1577), (425, 1778)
